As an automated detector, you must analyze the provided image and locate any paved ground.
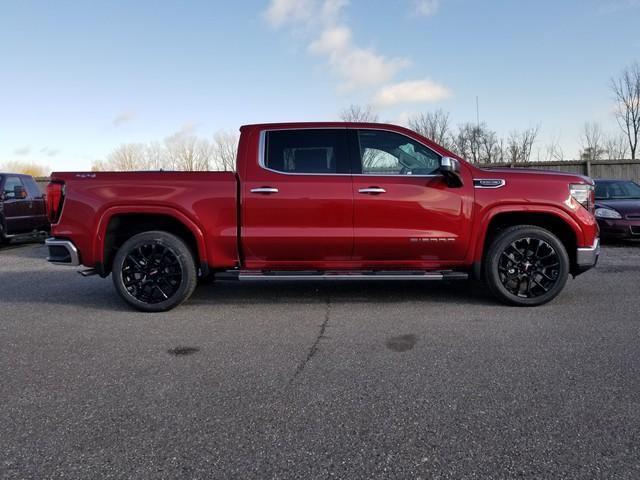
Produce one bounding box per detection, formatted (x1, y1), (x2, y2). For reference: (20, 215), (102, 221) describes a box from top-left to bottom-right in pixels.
(1, 241), (640, 479)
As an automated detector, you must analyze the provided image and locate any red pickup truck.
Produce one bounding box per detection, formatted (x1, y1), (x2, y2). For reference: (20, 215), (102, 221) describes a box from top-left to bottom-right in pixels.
(45, 122), (599, 311)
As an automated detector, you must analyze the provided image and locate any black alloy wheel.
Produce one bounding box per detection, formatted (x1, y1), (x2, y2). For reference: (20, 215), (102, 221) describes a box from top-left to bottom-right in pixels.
(498, 237), (560, 298)
(112, 231), (197, 312)
(122, 243), (183, 304)
(484, 225), (570, 306)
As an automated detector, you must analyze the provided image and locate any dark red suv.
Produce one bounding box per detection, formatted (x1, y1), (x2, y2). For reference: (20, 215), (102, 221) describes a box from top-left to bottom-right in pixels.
(0, 173), (49, 244)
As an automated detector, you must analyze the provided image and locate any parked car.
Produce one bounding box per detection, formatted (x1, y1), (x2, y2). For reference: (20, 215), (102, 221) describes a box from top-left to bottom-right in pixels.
(0, 173), (49, 244)
(45, 122), (600, 311)
(594, 179), (640, 240)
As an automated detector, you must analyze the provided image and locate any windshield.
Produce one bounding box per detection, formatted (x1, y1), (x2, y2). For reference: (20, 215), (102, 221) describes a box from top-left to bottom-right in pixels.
(595, 181), (640, 200)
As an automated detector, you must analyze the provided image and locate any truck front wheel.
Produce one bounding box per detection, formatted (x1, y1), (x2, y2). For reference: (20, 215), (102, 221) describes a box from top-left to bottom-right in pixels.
(484, 225), (570, 306)
(112, 231), (198, 312)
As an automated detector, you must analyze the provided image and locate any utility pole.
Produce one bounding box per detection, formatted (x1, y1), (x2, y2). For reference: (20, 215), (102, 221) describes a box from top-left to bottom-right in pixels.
(475, 96), (480, 163)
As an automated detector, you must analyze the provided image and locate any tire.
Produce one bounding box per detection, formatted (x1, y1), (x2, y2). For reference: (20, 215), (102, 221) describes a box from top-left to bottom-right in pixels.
(483, 225), (570, 307)
(0, 223), (9, 245)
(112, 231), (198, 312)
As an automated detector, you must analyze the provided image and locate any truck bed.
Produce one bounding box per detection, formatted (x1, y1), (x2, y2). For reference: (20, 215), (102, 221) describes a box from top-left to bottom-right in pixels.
(49, 171), (239, 270)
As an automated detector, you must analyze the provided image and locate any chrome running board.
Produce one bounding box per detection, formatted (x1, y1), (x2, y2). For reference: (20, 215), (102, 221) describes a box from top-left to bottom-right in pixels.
(235, 270), (469, 282)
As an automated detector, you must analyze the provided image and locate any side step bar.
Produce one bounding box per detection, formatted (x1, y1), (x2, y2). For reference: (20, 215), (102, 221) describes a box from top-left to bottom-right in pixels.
(234, 271), (469, 281)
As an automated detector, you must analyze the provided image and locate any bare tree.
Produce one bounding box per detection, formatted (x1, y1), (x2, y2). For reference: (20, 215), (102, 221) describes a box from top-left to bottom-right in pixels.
(0, 160), (50, 177)
(580, 122), (605, 161)
(452, 123), (480, 163)
(93, 143), (147, 171)
(542, 133), (564, 161)
(339, 104), (379, 122)
(408, 110), (451, 148)
(478, 128), (504, 163)
(145, 141), (167, 170)
(451, 122), (503, 163)
(164, 132), (213, 171)
(611, 62), (640, 160)
(604, 133), (629, 160)
(506, 126), (539, 163)
(211, 131), (239, 171)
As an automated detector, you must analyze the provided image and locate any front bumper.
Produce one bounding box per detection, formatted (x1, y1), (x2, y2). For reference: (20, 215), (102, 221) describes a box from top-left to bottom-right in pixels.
(574, 237), (600, 274)
(45, 237), (80, 266)
(597, 218), (640, 240)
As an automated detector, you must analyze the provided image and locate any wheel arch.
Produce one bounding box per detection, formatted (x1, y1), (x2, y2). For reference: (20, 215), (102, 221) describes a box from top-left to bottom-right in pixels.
(472, 207), (582, 279)
(94, 206), (209, 276)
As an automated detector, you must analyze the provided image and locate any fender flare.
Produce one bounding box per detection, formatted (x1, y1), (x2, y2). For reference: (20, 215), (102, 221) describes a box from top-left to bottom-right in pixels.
(470, 204), (584, 268)
(93, 205), (209, 267)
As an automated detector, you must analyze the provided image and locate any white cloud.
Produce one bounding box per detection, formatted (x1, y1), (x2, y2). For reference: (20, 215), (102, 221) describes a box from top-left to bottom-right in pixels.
(265, 0), (452, 100)
(597, 0), (640, 14)
(40, 147), (60, 157)
(264, 0), (311, 26)
(112, 111), (136, 127)
(14, 146), (31, 155)
(265, 0), (348, 27)
(309, 26), (351, 54)
(373, 80), (452, 107)
(309, 26), (409, 90)
(413, 0), (439, 16)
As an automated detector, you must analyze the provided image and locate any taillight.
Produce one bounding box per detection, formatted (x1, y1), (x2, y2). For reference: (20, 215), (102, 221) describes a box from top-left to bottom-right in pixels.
(46, 181), (65, 223)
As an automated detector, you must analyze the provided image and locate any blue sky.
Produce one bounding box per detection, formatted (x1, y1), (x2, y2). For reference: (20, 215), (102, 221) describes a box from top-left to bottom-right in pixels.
(1, 0), (639, 171)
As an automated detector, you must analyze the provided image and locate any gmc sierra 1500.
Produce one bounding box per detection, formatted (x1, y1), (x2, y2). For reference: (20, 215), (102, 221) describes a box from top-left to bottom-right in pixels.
(45, 122), (599, 311)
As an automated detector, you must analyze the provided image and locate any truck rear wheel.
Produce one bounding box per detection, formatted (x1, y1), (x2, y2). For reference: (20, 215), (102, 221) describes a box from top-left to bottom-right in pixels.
(112, 231), (197, 312)
(484, 225), (569, 306)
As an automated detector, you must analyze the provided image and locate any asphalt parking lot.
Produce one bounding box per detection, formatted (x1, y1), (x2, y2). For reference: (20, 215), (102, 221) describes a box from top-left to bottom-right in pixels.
(1, 242), (640, 479)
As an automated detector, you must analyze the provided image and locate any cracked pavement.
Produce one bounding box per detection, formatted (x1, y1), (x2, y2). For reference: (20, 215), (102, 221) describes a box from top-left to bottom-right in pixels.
(1, 242), (640, 479)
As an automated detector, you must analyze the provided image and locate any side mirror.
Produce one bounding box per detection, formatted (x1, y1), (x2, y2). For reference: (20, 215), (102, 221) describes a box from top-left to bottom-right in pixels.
(439, 157), (463, 188)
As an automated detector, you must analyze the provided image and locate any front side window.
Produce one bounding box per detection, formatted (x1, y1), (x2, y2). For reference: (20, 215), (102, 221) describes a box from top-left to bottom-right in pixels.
(264, 129), (349, 174)
(357, 130), (441, 176)
(3, 176), (26, 199)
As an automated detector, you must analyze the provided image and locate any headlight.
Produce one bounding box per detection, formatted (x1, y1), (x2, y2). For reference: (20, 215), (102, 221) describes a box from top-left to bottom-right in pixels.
(570, 183), (594, 211)
(595, 207), (622, 219)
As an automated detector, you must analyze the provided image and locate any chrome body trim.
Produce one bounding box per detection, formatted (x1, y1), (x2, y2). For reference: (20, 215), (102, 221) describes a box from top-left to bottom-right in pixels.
(256, 128), (445, 178)
(45, 237), (80, 266)
(358, 187), (386, 194)
(473, 178), (506, 189)
(250, 187), (279, 194)
(576, 238), (600, 267)
(238, 271), (469, 281)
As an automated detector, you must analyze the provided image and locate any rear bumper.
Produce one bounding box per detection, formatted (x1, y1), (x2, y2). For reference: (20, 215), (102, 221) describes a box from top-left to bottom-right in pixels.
(45, 237), (80, 266)
(574, 237), (600, 274)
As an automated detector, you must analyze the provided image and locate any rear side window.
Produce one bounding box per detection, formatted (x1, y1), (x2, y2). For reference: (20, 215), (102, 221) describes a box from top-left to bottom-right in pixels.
(264, 129), (349, 174)
(3, 176), (26, 199)
(357, 130), (441, 176)
(23, 176), (43, 198)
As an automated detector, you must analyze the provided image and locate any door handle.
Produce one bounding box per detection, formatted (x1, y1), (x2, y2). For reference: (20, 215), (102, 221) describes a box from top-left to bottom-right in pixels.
(250, 187), (279, 194)
(358, 187), (386, 194)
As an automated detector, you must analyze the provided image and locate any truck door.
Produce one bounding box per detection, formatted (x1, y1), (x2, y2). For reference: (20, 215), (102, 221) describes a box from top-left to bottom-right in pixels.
(241, 128), (353, 268)
(22, 175), (48, 230)
(350, 129), (474, 266)
(2, 176), (32, 235)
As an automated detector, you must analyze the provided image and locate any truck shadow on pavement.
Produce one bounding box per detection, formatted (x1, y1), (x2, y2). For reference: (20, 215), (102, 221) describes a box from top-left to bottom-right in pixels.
(189, 279), (496, 307)
(0, 270), (495, 311)
(0, 244), (496, 310)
